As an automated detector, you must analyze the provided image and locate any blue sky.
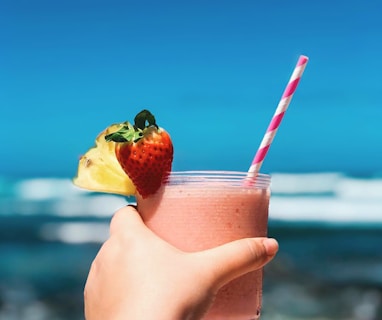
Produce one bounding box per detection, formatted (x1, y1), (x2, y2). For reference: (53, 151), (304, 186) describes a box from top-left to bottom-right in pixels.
(1, 0), (381, 177)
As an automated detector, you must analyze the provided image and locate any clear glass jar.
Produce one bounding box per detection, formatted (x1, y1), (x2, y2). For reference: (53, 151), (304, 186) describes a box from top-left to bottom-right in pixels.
(136, 171), (271, 320)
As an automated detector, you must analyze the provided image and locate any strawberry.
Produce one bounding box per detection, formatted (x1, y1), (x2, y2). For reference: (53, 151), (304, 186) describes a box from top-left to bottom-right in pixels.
(105, 110), (173, 198)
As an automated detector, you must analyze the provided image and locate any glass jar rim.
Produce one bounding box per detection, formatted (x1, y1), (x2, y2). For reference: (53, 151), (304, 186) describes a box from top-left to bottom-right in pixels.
(163, 171), (271, 189)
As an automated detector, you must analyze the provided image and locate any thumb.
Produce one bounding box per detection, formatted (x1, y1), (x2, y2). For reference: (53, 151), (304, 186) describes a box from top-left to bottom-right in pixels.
(196, 237), (278, 291)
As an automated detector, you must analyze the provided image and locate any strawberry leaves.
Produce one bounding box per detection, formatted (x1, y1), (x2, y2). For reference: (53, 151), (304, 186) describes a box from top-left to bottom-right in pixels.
(105, 110), (157, 143)
(134, 109), (158, 130)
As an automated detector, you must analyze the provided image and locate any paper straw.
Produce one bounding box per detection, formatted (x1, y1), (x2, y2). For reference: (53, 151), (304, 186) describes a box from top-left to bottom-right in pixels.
(248, 55), (309, 175)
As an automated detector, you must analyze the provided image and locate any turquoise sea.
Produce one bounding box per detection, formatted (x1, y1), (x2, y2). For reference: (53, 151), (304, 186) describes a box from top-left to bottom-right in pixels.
(1, 172), (382, 320)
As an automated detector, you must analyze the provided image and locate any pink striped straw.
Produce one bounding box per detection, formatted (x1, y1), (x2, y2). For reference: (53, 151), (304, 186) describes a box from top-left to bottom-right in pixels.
(248, 55), (309, 175)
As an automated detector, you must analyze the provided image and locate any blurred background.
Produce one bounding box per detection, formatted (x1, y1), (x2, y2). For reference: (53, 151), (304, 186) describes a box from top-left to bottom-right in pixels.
(1, 0), (382, 319)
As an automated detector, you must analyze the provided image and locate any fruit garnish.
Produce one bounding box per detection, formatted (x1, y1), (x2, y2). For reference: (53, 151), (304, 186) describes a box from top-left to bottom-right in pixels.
(105, 110), (173, 198)
(73, 124), (136, 196)
(73, 110), (173, 198)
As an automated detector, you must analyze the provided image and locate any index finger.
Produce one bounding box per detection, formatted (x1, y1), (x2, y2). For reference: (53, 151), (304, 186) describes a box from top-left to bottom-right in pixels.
(109, 205), (144, 235)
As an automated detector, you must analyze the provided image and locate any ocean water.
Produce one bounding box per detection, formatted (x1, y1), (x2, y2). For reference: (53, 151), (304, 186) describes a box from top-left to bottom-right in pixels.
(0, 172), (382, 320)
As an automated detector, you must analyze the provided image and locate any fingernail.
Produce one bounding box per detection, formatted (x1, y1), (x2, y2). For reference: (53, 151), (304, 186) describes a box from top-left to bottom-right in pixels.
(262, 238), (279, 256)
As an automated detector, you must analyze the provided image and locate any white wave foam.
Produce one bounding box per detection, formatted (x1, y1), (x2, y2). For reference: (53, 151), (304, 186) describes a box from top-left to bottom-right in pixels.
(0, 194), (128, 217)
(15, 178), (87, 200)
(4, 174), (382, 223)
(52, 195), (128, 217)
(40, 222), (109, 243)
(271, 172), (343, 194)
(9, 173), (382, 200)
(336, 178), (382, 200)
(271, 172), (382, 200)
(270, 196), (382, 223)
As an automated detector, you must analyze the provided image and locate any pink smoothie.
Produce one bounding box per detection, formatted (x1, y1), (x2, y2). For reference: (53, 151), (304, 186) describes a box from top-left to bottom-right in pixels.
(137, 172), (270, 320)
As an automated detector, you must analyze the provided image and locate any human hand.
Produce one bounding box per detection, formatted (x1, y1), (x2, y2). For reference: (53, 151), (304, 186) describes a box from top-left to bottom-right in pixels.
(84, 206), (278, 320)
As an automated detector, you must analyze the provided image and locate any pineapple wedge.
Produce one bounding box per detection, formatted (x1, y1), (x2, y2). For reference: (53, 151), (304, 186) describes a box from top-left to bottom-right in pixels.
(73, 124), (136, 196)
